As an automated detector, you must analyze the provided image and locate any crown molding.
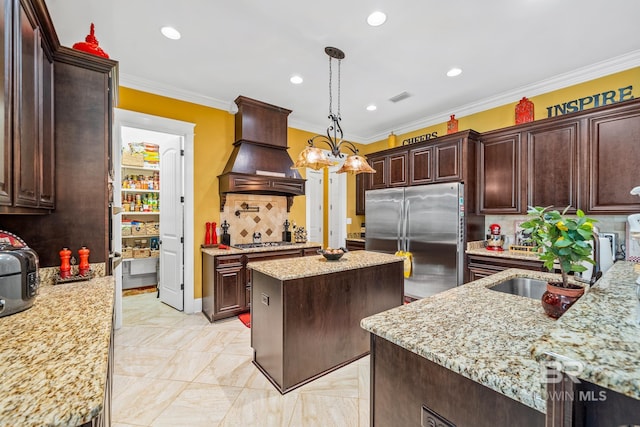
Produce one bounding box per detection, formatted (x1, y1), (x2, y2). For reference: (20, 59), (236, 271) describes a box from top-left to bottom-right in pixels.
(119, 73), (236, 113)
(120, 49), (640, 144)
(363, 49), (640, 144)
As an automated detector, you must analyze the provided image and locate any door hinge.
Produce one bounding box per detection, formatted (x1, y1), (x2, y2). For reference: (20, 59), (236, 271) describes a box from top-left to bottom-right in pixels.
(180, 196), (184, 203)
(180, 283), (184, 290)
(180, 149), (184, 156)
(180, 237), (184, 243)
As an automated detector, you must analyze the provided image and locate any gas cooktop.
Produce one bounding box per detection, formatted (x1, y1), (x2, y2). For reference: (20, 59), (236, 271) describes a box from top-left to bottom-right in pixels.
(232, 242), (295, 249)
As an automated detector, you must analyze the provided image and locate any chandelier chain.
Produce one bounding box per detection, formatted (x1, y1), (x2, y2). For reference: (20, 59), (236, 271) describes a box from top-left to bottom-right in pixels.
(328, 55), (333, 116)
(337, 58), (341, 118)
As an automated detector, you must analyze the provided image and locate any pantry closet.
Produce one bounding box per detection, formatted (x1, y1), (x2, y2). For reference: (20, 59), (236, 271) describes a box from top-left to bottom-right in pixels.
(112, 109), (195, 328)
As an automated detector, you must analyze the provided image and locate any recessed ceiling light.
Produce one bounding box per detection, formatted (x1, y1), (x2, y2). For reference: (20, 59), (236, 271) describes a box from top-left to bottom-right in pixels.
(366, 104), (377, 111)
(290, 75), (303, 85)
(161, 26), (181, 40)
(367, 11), (387, 27)
(447, 67), (462, 77)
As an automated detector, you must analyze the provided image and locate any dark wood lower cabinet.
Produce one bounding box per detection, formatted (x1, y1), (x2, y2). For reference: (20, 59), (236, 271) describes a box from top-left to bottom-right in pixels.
(467, 254), (546, 282)
(370, 335), (544, 427)
(345, 239), (365, 251)
(202, 247), (320, 322)
(546, 370), (640, 427)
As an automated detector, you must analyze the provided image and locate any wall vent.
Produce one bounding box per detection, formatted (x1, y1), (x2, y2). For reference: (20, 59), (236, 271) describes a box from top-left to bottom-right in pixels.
(389, 91), (411, 103)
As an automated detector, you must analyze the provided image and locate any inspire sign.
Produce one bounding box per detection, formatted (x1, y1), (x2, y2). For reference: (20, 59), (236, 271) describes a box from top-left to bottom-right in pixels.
(546, 85), (634, 118)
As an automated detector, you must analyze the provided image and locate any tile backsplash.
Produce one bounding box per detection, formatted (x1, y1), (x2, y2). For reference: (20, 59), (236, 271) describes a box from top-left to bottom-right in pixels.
(484, 213), (629, 255)
(220, 194), (290, 245)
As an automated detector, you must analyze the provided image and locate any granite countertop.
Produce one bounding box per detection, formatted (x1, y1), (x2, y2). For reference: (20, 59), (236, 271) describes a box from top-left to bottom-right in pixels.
(0, 276), (115, 427)
(201, 241), (321, 257)
(361, 268), (582, 413)
(248, 250), (402, 281)
(532, 261), (640, 401)
(345, 237), (365, 243)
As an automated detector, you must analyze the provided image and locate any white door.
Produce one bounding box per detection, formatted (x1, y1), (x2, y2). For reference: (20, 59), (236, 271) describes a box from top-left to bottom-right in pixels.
(159, 137), (184, 310)
(328, 163), (347, 248)
(306, 169), (324, 246)
(114, 109), (195, 325)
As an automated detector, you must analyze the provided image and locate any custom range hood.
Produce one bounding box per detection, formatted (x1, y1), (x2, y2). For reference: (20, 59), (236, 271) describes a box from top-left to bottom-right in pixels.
(218, 96), (305, 212)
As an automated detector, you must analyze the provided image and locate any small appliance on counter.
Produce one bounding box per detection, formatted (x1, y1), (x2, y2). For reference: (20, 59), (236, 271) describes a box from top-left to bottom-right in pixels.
(283, 220), (291, 242)
(253, 232), (262, 244)
(0, 230), (39, 318)
(485, 223), (506, 251)
(220, 220), (231, 246)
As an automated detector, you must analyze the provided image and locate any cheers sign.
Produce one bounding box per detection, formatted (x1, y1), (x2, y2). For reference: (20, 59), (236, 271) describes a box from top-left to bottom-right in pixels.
(402, 131), (438, 145)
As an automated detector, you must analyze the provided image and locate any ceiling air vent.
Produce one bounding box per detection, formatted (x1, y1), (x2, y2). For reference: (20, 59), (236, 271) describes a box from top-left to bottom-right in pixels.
(389, 91), (411, 103)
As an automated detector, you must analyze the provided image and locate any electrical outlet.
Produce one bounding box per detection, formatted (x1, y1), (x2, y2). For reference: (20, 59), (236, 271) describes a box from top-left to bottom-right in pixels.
(421, 405), (455, 427)
(261, 293), (269, 306)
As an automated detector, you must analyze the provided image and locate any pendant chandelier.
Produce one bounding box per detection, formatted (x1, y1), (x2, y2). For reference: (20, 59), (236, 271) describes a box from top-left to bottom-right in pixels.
(292, 47), (376, 174)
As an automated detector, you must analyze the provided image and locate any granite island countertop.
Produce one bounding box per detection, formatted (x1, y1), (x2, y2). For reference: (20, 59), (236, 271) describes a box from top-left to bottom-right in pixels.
(201, 241), (321, 257)
(247, 250), (402, 281)
(361, 268), (583, 413)
(0, 276), (114, 427)
(531, 261), (640, 401)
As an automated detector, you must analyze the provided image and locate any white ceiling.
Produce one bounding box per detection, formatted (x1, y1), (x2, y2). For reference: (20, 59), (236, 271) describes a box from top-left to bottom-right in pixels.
(44, 0), (640, 144)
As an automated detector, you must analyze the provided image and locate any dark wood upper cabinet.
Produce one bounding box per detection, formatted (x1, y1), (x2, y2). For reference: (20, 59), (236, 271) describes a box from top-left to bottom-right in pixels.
(388, 152), (407, 187)
(368, 155), (388, 189)
(477, 131), (522, 214)
(409, 145), (433, 185)
(0, 0), (11, 206)
(433, 139), (462, 182)
(367, 151), (408, 189)
(38, 41), (54, 208)
(0, 0), (118, 267)
(355, 172), (367, 215)
(476, 99), (640, 215)
(0, 0), (55, 213)
(525, 121), (580, 212)
(586, 104), (640, 214)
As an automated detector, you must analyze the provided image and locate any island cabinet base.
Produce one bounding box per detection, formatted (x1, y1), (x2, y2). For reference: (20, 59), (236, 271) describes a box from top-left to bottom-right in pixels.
(546, 371), (640, 427)
(251, 262), (403, 393)
(370, 335), (545, 427)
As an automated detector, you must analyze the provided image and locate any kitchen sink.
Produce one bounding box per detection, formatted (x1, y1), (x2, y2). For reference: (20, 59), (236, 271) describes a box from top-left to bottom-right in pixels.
(488, 277), (548, 300)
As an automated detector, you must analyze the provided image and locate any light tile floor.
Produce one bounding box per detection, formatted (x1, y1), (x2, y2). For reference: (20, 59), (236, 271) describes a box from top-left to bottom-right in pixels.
(113, 292), (370, 427)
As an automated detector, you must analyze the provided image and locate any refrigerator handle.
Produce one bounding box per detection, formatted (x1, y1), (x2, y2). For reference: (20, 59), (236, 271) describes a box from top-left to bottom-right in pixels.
(397, 200), (403, 253)
(403, 199), (410, 252)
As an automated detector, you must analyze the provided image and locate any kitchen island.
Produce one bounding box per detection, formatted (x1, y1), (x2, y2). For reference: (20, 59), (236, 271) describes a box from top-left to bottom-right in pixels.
(361, 262), (640, 426)
(0, 276), (114, 427)
(248, 250), (403, 393)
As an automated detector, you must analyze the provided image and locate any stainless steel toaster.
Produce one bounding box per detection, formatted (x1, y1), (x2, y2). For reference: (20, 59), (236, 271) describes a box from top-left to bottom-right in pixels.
(0, 244), (39, 318)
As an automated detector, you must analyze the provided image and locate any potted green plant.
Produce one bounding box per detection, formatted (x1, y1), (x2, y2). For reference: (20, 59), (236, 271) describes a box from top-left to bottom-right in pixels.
(520, 206), (597, 318)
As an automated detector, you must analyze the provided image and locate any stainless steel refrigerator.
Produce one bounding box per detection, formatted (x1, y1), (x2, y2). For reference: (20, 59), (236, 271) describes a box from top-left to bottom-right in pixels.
(365, 182), (466, 299)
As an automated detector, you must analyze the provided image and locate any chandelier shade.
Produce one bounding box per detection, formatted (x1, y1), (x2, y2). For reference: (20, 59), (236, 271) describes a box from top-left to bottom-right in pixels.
(336, 154), (375, 174)
(292, 47), (376, 175)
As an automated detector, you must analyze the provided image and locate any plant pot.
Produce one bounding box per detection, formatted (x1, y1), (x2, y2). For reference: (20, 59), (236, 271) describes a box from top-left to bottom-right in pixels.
(541, 281), (585, 319)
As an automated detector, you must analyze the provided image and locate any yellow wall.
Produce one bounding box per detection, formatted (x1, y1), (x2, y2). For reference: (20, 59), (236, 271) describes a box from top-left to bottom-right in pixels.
(118, 66), (639, 297)
(346, 66), (640, 235)
(117, 88), (319, 299)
